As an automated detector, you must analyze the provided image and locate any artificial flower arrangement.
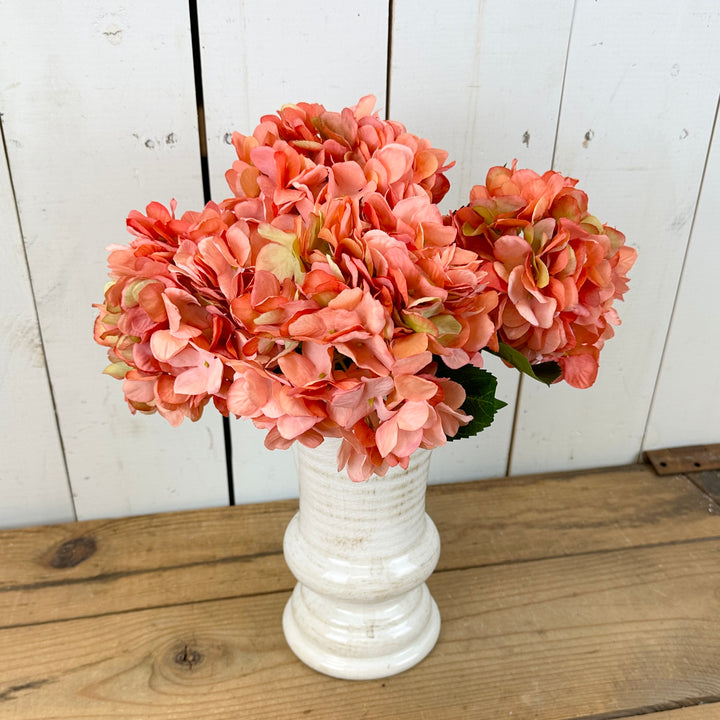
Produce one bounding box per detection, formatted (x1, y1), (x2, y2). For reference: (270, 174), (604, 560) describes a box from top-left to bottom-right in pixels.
(94, 96), (636, 482)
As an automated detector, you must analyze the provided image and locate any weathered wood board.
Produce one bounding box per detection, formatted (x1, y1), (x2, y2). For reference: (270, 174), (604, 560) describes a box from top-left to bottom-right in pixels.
(0, 2), (228, 523)
(1, 539), (719, 718)
(1, 465), (716, 629)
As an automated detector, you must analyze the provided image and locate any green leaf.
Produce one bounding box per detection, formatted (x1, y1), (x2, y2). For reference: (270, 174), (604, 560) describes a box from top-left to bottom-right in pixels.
(434, 360), (507, 441)
(489, 341), (562, 386)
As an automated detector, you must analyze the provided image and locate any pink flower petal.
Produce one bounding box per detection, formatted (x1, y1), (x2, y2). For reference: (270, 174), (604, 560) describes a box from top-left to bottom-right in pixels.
(394, 374), (438, 401)
(173, 354), (223, 395)
(559, 353), (598, 389)
(375, 418), (399, 458)
(375, 143), (414, 184)
(150, 330), (187, 362)
(277, 414), (319, 440)
(396, 400), (430, 431)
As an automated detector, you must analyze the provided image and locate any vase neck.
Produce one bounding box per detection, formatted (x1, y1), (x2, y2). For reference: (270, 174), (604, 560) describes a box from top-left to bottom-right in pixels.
(293, 440), (432, 558)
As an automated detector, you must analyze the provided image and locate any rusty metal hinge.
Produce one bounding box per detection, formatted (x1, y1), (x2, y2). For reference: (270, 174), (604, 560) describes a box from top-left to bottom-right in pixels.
(644, 444), (720, 475)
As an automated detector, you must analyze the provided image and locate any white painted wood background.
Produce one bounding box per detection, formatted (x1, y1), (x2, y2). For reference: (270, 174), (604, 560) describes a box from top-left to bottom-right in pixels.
(1, 0), (718, 529)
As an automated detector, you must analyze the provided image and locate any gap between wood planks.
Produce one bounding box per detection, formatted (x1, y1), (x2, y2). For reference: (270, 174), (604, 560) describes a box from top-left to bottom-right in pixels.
(187, 0), (235, 506)
(384, 0), (394, 117)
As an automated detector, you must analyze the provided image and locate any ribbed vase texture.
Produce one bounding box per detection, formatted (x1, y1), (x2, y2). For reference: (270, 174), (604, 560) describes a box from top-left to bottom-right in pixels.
(282, 439), (441, 680)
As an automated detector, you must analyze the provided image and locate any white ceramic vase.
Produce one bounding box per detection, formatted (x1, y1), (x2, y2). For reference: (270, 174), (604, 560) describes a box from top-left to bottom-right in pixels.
(282, 438), (441, 680)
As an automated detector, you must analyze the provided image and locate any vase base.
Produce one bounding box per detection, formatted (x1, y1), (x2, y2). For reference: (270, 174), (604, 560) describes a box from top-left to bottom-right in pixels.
(282, 582), (441, 680)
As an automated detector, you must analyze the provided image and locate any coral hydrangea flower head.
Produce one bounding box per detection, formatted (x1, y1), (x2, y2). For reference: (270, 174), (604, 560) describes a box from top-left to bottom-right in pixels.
(224, 95), (454, 217)
(95, 101), (636, 481)
(454, 161), (637, 388)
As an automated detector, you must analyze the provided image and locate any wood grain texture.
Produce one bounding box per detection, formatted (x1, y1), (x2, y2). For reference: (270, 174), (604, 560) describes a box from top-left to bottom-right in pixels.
(0, 503), (296, 629)
(1, 464), (717, 629)
(1, 539), (719, 719)
(0, 502), (294, 588)
(643, 99), (720, 451)
(389, 0), (574, 482)
(431, 464), (719, 569)
(511, 1), (720, 476)
(0, 127), (74, 529)
(0, 2), (228, 523)
(196, 0), (390, 503)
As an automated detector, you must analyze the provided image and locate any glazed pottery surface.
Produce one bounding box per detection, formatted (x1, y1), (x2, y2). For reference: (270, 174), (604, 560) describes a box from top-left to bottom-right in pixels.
(282, 439), (441, 680)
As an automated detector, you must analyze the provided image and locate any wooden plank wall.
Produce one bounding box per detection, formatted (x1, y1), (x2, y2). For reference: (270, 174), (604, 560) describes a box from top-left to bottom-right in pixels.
(1, 0), (719, 527)
(0, 2), (228, 528)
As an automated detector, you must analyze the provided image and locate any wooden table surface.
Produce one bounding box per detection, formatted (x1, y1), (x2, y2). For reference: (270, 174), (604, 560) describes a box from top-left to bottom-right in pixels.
(1, 464), (719, 719)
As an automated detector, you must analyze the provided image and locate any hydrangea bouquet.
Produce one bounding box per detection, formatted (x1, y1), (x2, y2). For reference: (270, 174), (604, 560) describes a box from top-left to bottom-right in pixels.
(94, 96), (636, 482)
